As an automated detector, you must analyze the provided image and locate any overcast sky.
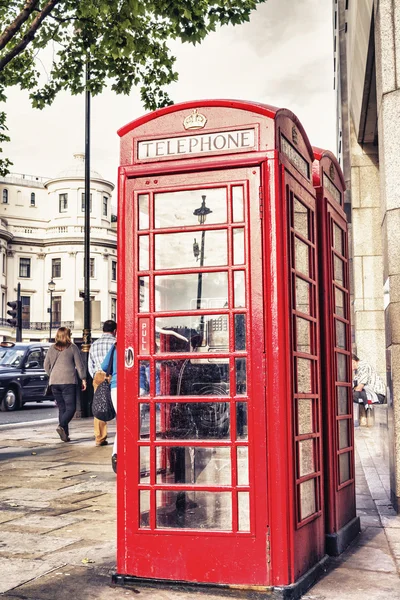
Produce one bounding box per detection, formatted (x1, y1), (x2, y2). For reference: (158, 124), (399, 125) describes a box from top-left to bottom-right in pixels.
(4, 0), (335, 190)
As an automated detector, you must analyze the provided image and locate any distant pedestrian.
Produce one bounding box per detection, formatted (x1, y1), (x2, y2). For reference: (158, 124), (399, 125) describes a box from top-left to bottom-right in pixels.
(44, 327), (87, 442)
(352, 354), (386, 407)
(101, 343), (117, 473)
(88, 320), (117, 447)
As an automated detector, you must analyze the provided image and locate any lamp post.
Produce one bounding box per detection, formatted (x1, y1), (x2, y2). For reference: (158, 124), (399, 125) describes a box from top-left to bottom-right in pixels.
(193, 195), (212, 342)
(48, 279), (55, 342)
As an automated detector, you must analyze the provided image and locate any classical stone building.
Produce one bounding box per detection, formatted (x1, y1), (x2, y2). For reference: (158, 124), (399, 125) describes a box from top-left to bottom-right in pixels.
(333, 0), (400, 509)
(0, 153), (117, 342)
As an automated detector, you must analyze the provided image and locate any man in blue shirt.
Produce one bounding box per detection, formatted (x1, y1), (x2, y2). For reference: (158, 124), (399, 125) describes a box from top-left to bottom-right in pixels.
(89, 320), (117, 446)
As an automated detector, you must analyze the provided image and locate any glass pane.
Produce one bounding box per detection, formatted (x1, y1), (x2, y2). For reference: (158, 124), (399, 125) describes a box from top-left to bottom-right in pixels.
(155, 359), (229, 397)
(337, 386), (348, 415)
(139, 361), (150, 396)
(233, 228), (245, 265)
(234, 271), (246, 308)
(238, 492), (250, 531)
(139, 490), (150, 528)
(295, 277), (310, 315)
(139, 277), (149, 312)
(295, 238), (310, 276)
(297, 358), (312, 393)
(140, 403), (150, 438)
(138, 194), (149, 230)
(234, 314), (246, 351)
(297, 399), (313, 434)
(298, 439), (314, 477)
(299, 479), (316, 520)
(139, 235), (149, 271)
(293, 198), (309, 239)
(333, 222), (344, 255)
(237, 447), (249, 485)
(236, 402), (248, 439)
(232, 186), (244, 222)
(155, 230), (228, 270)
(154, 188), (227, 229)
(235, 358), (247, 395)
(335, 287), (345, 317)
(336, 353), (348, 382)
(336, 320), (346, 349)
(339, 419), (349, 450)
(296, 317), (311, 353)
(155, 402), (230, 439)
(155, 315), (229, 353)
(155, 490), (232, 530)
(334, 255), (344, 285)
(156, 446), (231, 485)
(140, 446), (150, 479)
(155, 272), (228, 311)
(339, 452), (350, 484)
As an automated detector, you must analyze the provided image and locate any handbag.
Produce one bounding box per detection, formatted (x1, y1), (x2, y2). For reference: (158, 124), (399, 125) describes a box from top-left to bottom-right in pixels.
(43, 349), (61, 397)
(92, 345), (116, 421)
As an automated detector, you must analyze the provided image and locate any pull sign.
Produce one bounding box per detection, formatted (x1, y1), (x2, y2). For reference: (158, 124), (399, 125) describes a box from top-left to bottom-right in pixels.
(125, 347), (134, 368)
(139, 318), (150, 354)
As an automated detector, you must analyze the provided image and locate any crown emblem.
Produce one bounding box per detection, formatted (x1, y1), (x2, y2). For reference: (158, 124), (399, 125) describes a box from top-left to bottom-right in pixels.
(329, 161), (335, 180)
(292, 126), (298, 145)
(183, 109), (207, 130)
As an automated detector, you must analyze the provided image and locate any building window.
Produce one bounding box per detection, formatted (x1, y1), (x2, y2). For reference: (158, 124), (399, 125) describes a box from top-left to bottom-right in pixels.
(1, 292), (4, 318)
(90, 257), (95, 278)
(111, 297), (117, 321)
(103, 196), (108, 216)
(2, 252), (5, 275)
(59, 193), (68, 212)
(2, 189), (8, 204)
(111, 260), (117, 281)
(21, 296), (31, 327)
(30, 192), (35, 206)
(52, 296), (61, 325)
(19, 257), (31, 278)
(81, 192), (92, 212)
(52, 258), (61, 278)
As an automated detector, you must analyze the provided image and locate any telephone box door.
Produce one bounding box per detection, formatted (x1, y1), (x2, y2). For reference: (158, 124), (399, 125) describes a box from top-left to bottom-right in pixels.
(119, 166), (269, 585)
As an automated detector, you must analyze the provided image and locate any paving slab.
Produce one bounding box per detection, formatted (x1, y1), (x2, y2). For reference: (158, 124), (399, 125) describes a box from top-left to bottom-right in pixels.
(2, 514), (81, 533)
(0, 557), (66, 595)
(0, 531), (79, 558)
(306, 566), (400, 600)
(44, 518), (116, 542)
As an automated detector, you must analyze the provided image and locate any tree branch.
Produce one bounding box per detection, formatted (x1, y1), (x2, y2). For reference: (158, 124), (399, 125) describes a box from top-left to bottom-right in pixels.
(0, 0), (62, 72)
(0, 0), (40, 52)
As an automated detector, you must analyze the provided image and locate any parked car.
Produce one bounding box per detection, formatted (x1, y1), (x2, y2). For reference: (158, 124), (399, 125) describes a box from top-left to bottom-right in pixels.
(0, 342), (53, 411)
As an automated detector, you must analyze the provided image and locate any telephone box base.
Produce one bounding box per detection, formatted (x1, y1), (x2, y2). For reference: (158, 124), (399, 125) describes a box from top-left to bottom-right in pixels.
(112, 557), (329, 600)
(325, 516), (361, 556)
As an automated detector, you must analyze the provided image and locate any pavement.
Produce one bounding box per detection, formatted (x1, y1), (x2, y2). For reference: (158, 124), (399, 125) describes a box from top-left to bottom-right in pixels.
(0, 416), (399, 600)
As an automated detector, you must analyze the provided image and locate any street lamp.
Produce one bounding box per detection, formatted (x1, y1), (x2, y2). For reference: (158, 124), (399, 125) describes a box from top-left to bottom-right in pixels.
(193, 195), (212, 343)
(48, 279), (55, 342)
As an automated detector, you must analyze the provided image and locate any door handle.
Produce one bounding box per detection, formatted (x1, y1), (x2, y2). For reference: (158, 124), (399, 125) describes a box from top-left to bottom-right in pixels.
(125, 347), (134, 368)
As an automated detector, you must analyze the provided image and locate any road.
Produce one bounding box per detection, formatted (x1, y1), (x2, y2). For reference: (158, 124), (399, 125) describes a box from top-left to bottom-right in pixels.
(0, 400), (57, 425)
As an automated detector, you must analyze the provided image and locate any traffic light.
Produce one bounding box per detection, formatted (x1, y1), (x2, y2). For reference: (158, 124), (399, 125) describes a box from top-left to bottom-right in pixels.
(7, 299), (22, 341)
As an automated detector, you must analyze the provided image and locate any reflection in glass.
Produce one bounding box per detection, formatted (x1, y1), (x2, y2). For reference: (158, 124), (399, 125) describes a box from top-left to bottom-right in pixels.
(337, 386), (348, 415)
(139, 361), (150, 396)
(297, 399), (313, 435)
(334, 255), (344, 285)
(296, 317), (311, 353)
(335, 287), (345, 317)
(336, 319), (346, 349)
(299, 479), (316, 520)
(156, 359), (229, 397)
(237, 447), (249, 485)
(298, 439), (314, 477)
(140, 403), (150, 438)
(155, 403), (230, 439)
(234, 314), (246, 351)
(140, 446), (150, 479)
(336, 353), (347, 382)
(295, 237), (310, 276)
(156, 446), (231, 485)
(333, 222), (344, 255)
(236, 402), (248, 439)
(297, 358), (312, 393)
(155, 490), (232, 530)
(154, 188), (227, 229)
(293, 198), (309, 239)
(238, 492), (250, 531)
(155, 315), (229, 353)
(139, 277), (149, 312)
(234, 271), (246, 308)
(155, 230), (228, 270)
(139, 490), (150, 528)
(155, 272), (228, 312)
(339, 452), (350, 484)
(138, 194), (149, 230)
(235, 358), (247, 395)
(233, 228), (245, 265)
(139, 235), (149, 271)
(339, 419), (349, 450)
(295, 277), (310, 314)
(232, 186), (244, 222)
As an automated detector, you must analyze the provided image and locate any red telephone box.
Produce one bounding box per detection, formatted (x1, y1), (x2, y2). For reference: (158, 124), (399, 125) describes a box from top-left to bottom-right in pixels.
(312, 148), (360, 554)
(114, 100), (329, 597)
